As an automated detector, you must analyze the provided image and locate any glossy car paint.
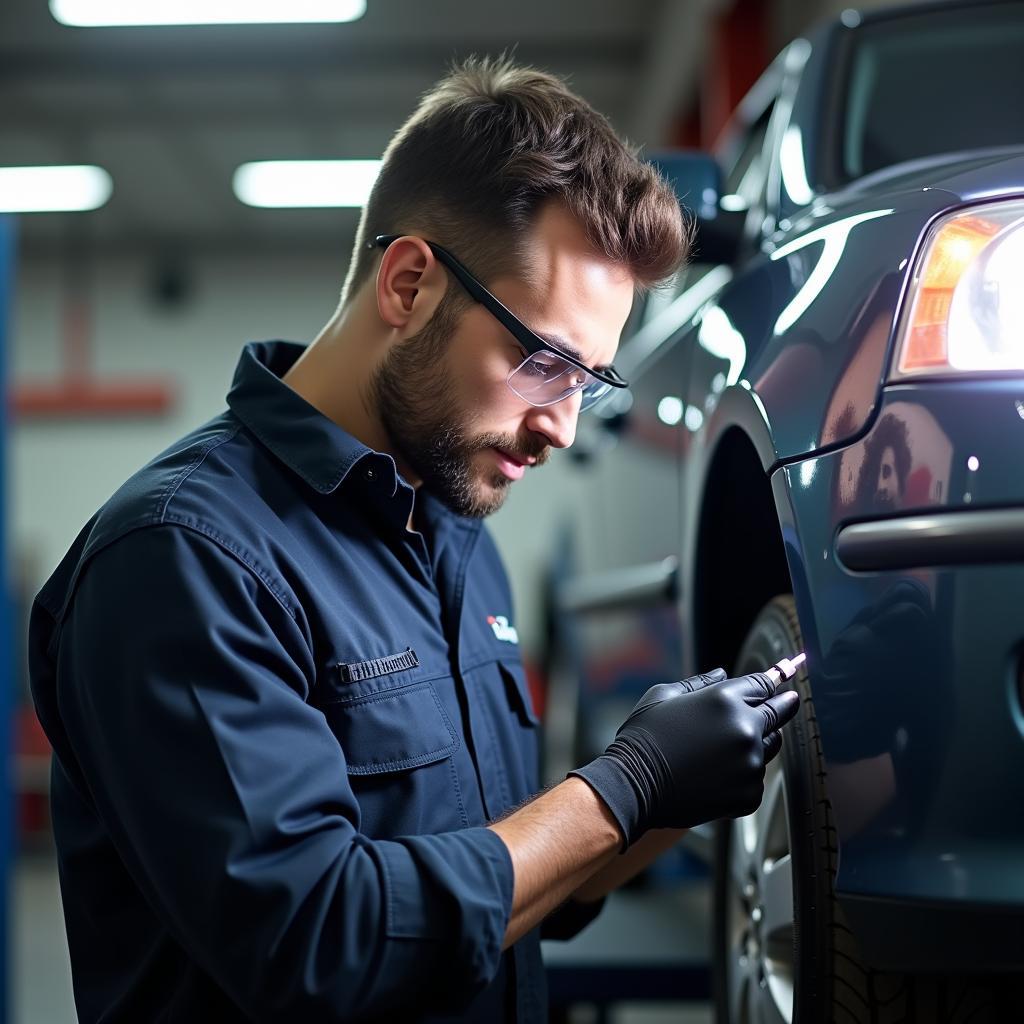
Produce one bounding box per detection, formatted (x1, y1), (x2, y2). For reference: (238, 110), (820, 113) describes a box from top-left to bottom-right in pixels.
(775, 382), (1024, 966)
(564, 0), (1024, 970)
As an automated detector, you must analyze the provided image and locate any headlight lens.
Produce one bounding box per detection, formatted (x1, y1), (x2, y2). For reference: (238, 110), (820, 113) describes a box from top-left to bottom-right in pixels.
(892, 199), (1024, 379)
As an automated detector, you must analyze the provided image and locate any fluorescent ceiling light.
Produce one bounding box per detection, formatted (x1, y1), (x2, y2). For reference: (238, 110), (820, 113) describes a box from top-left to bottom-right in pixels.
(0, 165), (112, 213)
(50, 0), (366, 27)
(234, 160), (381, 208)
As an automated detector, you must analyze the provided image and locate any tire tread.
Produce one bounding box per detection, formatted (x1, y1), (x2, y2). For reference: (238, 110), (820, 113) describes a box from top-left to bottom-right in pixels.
(715, 595), (1010, 1024)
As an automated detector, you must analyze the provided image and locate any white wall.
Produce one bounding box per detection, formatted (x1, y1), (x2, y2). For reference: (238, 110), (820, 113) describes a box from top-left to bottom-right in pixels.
(9, 249), (580, 658)
(12, 253), (333, 593)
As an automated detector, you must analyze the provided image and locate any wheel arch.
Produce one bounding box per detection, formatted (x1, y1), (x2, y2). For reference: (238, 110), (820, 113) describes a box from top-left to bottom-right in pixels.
(691, 419), (793, 674)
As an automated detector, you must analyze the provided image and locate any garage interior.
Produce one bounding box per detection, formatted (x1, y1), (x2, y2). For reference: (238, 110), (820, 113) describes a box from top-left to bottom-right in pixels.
(4, 0), (1021, 1022)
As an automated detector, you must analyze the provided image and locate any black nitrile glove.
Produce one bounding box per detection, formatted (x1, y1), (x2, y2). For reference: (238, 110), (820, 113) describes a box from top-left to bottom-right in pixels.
(570, 669), (800, 848)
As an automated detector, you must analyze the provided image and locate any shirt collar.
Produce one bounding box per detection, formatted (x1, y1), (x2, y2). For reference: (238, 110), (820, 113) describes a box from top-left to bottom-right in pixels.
(227, 340), (400, 496)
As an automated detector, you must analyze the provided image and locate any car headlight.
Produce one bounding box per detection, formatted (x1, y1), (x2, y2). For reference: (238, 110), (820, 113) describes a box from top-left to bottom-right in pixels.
(892, 198), (1024, 379)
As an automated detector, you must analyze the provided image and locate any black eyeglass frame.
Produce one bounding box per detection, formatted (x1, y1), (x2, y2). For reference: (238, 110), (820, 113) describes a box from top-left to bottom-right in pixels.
(372, 234), (629, 393)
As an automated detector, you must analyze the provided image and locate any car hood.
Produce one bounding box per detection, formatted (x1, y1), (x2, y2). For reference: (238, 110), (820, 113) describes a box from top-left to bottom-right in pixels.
(826, 146), (1024, 207)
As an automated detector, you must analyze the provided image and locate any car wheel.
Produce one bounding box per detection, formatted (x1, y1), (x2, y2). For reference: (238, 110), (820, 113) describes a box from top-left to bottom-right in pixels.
(711, 595), (1013, 1024)
(713, 595), (812, 1024)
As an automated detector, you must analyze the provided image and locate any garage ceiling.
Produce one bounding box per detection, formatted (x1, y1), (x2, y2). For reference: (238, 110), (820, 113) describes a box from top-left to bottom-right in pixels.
(0, 0), (721, 257)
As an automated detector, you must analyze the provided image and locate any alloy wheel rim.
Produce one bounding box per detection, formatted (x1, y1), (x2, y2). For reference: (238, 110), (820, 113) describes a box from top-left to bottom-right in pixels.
(725, 757), (795, 1024)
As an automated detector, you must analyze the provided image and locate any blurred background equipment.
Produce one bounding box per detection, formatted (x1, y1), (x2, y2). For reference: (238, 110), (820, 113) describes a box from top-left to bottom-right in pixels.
(0, 217), (16, 1024)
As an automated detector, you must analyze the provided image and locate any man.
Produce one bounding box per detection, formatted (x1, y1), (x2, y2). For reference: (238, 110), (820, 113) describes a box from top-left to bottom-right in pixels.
(29, 58), (798, 1022)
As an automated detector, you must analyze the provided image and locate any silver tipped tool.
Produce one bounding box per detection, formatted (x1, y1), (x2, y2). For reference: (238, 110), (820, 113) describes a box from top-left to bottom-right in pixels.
(765, 651), (806, 685)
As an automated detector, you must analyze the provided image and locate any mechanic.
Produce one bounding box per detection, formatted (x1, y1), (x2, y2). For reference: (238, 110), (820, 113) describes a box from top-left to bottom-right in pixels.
(29, 57), (799, 1023)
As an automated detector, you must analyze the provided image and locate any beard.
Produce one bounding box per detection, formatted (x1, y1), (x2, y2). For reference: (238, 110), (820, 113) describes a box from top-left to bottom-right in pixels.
(370, 297), (550, 518)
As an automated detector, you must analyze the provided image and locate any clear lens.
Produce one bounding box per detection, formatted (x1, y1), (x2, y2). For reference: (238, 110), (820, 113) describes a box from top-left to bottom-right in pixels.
(947, 217), (1024, 371)
(579, 381), (613, 410)
(893, 199), (1024, 379)
(507, 350), (612, 410)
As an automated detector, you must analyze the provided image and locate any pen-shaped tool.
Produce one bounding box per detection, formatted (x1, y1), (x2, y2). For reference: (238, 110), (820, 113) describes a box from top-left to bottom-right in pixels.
(765, 651), (806, 687)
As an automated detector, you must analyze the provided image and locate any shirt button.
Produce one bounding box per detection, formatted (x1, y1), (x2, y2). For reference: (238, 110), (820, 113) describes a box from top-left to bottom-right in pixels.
(365, 468), (375, 480)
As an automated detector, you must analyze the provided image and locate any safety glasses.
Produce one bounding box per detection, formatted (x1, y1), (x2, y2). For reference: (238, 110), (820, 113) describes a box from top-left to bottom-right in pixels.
(373, 234), (629, 411)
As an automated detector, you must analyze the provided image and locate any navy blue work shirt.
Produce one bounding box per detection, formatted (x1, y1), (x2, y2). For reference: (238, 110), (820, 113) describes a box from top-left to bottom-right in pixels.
(29, 341), (601, 1023)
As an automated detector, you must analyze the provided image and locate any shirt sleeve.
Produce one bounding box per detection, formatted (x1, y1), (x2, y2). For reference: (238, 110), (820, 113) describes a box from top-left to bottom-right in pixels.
(54, 524), (513, 1021)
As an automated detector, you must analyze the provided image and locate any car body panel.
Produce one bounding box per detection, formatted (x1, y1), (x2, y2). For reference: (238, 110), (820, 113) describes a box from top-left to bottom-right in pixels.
(690, 189), (951, 465)
(773, 380), (1024, 964)
(560, 0), (1024, 970)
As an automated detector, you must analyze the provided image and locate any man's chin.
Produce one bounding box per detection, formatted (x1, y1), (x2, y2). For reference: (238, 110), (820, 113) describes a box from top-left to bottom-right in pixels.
(468, 473), (512, 518)
(423, 470), (510, 519)
(418, 447), (522, 518)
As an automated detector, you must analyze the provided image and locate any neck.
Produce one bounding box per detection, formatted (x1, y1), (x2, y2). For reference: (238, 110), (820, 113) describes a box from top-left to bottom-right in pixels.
(282, 291), (422, 492)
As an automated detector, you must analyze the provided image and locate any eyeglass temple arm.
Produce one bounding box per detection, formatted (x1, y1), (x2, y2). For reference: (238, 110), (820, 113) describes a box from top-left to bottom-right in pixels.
(373, 234), (628, 388)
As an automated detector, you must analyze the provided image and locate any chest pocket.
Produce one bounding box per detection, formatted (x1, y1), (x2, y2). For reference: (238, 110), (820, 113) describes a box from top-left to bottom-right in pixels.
(458, 658), (541, 819)
(322, 659), (468, 837)
(330, 681), (458, 774)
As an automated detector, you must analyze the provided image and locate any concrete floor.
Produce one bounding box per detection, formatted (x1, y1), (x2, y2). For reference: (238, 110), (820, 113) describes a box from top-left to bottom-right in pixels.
(11, 854), (712, 1024)
(12, 855), (76, 1024)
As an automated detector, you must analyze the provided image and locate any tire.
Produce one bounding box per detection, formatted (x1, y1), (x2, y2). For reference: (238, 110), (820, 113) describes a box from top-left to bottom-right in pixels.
(712, 595), (1012, 1024)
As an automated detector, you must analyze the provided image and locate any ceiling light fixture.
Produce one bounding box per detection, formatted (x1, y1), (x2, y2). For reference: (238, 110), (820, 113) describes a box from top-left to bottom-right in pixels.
(0, 165), (112, 213)
(233, 160), (382, 208)
(50, 0), (366, 27)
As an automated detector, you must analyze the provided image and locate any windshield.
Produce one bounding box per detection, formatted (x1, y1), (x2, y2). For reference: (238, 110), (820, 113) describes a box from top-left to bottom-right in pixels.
(842, 4), (1024, 182)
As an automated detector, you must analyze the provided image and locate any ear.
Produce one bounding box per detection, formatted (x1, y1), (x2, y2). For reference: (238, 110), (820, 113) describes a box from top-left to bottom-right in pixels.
(375, 236), (448, 334)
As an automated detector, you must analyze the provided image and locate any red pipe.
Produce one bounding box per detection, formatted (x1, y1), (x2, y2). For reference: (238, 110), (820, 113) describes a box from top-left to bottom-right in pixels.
(13, 279), (175, 419)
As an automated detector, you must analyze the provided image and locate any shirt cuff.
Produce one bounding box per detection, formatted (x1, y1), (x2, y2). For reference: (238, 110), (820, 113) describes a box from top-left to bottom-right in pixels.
(375, 826), (513, 999)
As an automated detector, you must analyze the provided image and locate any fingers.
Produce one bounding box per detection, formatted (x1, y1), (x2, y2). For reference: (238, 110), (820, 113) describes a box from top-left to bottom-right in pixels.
(759, 689), (800, 737)
(670, 668), (728, 695)
(684, 667), (728, 692)
(733, 671), (776, 703)
(763, 730), (783, 763)
(626, 668), (731, 720)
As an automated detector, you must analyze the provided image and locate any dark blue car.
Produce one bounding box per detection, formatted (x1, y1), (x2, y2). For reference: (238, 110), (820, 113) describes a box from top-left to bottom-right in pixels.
(557, 2), (1024, 1020)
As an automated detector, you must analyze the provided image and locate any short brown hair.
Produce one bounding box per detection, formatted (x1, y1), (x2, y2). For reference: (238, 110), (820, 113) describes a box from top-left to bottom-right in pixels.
(341, 55), (689, 305)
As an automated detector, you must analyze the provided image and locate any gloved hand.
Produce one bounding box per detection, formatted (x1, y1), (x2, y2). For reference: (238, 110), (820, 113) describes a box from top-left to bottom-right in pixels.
(570, 669), (800, 848)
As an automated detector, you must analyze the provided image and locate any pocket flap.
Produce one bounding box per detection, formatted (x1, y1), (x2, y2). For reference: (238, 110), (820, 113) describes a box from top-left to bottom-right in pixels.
(498, 661), (541, 727)
(332, 682), (459, 775)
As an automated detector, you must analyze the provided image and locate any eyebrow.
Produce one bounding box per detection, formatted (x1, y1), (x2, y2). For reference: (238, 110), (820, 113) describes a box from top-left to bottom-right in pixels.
(535, 332), (612, 373)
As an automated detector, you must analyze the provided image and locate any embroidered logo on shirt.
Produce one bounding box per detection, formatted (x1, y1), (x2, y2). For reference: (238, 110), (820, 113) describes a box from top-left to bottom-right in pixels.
(487, 615), (519, 644)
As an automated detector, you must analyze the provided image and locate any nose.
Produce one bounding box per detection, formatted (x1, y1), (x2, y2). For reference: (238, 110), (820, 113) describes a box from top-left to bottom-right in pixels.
(523, 392), (581, 449)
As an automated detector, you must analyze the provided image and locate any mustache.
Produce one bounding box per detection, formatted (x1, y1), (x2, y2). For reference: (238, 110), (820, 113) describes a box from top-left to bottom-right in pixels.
(472, 432), (551, 466)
